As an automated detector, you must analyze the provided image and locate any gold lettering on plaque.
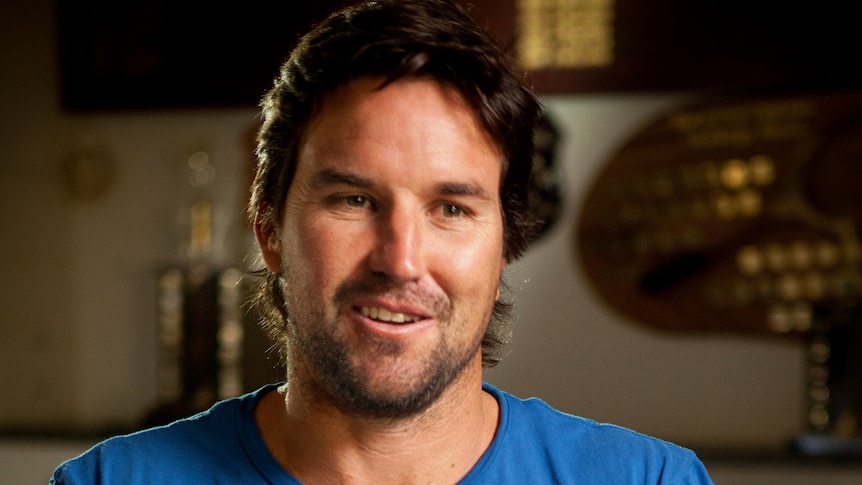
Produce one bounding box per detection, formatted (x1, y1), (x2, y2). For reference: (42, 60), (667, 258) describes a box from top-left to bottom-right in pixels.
(668, 100), (816, 149)
(516, 0), (615, 70)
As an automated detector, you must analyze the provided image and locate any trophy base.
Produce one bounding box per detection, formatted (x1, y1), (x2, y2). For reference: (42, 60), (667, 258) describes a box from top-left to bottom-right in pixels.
(791, 433), (862, 457)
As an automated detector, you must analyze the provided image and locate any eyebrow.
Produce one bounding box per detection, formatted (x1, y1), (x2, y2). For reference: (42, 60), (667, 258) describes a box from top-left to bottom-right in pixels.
(307, 169), (373, 191)
(307, 168), (493, 200)
(434, 181), (493, 201)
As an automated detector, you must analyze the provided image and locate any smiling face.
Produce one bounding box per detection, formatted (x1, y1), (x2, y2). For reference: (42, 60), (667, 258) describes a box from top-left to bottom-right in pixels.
(257, 77), (505, 418)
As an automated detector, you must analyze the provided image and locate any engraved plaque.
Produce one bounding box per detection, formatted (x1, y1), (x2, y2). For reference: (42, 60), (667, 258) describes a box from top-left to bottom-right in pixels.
(577, 92), (862, 443)
(576, 91), (862, 336)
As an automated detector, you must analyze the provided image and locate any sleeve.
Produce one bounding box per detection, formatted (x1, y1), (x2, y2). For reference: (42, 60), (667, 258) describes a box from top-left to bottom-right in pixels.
(47, 442), (124, 485)
(663, 452), (715, 485)
(49, 460), (84, 485)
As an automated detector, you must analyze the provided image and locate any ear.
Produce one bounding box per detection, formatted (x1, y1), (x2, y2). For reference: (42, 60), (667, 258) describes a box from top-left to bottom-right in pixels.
(254, 215), (282, 273)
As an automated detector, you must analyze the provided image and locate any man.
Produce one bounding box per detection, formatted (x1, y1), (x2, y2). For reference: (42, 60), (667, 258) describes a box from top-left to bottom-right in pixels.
(52, 0), (714, 483)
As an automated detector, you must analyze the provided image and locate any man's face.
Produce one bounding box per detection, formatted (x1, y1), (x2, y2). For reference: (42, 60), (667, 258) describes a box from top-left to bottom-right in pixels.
(259, 77), (505, 418)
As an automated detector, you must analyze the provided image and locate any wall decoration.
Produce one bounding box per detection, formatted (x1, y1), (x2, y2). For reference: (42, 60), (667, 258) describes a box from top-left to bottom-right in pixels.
(57, 0), (862, 111)
(576, 91), (862, 454)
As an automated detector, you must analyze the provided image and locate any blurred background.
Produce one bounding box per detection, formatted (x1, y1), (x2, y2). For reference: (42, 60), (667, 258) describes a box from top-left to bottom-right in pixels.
(2, 0), (861, 482)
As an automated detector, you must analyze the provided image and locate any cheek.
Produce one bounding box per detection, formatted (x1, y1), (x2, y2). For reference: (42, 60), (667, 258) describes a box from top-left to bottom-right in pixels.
(285, 216), (367, 287)
(431, 231), (504, 297)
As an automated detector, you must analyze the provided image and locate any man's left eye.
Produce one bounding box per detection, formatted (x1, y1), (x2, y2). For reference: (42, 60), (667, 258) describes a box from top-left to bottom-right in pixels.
(440, 204), (465, 217)
(345, 195), (370, 207)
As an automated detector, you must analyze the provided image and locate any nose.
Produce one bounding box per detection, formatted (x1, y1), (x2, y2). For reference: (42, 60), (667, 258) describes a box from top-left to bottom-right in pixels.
(368, 204), (426, 282)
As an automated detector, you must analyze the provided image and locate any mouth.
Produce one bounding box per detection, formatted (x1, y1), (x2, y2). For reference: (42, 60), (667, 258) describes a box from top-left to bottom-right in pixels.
(359, 306), (422, 324)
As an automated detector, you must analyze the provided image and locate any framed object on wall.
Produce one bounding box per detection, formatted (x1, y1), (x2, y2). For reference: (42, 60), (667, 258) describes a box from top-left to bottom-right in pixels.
(57, 0), (862, 110)
(56, 1), (354, 111)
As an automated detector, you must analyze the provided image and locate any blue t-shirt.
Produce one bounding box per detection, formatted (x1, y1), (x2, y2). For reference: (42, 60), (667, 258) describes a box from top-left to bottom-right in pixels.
(51, 383), (713, 484)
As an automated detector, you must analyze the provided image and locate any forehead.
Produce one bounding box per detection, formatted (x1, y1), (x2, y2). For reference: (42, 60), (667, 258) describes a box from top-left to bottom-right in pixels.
(312, 77), (493, 137)
(296, 76), (503, 181)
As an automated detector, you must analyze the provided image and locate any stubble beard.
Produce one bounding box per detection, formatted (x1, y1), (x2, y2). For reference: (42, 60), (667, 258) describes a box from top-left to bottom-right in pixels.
(283, 276), (488, 420)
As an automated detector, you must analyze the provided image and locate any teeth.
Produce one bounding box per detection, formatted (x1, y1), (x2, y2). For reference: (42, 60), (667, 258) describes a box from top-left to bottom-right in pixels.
(360, 306), (419, 323)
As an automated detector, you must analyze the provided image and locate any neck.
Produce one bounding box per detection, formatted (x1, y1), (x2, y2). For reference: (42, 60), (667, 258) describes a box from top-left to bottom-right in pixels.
(255, 356), (498, 484)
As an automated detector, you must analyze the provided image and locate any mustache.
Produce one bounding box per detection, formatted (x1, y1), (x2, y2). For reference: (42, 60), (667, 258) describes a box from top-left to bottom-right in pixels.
(333, 274), (450, 319)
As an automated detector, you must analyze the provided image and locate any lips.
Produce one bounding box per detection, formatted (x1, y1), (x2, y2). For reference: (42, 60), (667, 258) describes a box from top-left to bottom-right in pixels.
(359, 306), (421, 323)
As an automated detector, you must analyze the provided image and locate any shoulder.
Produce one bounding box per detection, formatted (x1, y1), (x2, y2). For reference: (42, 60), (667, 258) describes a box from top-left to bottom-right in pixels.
(51, 385), (281, 485)
(471, 384), (714, 484)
